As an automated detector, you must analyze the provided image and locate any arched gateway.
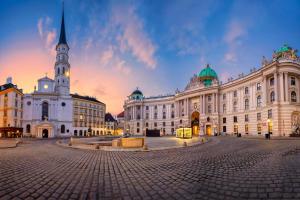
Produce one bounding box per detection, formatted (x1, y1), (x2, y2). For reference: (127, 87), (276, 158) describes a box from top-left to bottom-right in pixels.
(42, 129), (49, 138)
(191, 111), (200, 136)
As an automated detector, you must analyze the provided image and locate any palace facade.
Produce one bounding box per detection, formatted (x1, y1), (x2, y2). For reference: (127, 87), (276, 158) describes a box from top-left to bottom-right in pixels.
(124, 45), (300, 137)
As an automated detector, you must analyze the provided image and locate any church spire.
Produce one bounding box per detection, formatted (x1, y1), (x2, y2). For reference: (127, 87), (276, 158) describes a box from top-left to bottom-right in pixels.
(58, 2), (67, 46)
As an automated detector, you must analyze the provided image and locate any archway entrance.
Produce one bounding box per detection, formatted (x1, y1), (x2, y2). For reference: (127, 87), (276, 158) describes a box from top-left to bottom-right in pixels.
(206, 125), (212, 136)
(42, 129), (48, 138)
(191, 111), (200, 136)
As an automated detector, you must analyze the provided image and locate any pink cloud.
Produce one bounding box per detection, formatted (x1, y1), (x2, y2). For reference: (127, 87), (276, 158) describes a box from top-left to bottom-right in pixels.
(111, 4), (157, 69)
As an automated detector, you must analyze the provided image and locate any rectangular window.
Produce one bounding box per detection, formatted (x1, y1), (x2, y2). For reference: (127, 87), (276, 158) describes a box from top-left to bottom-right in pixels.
(163, 112), (166, 119)
(257, 113), (261, 121)
(223, 94), (226, 100)
(223, 117), (226, 124)
(163, 122), (165, 127)
(146, 106), (149, 110)
(234, 90), (237, 97)
(268, 109), (272, 119)
(257, 83), (261, 91)
(146, 113), (149, 119)
(245, 114), (249, 122)
(291, 77), (296, 86)
(208, 95), (212, 102)
(270, 77), (274, 86)
(233, 116), (238, 123)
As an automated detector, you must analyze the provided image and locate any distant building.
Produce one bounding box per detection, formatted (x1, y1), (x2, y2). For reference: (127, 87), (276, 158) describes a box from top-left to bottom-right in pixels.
(116, 111), (125, 133)
(0, 78), (23, 138)
(72, 94), (105, 137)
(124, 45), (300, 137)
(104, 113), (117, 135)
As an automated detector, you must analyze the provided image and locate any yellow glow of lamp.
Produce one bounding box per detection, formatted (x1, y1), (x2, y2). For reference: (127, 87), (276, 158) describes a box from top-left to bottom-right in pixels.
(44, 84), (48, 89)
(65, 71), (70, 77)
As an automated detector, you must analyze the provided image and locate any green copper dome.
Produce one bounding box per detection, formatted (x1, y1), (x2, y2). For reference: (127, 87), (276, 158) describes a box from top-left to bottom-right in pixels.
(276, 44), (292, 53)
(198, 64), (218, 87)
(130, 88), (143, 100)
(198, 64), (218, 78)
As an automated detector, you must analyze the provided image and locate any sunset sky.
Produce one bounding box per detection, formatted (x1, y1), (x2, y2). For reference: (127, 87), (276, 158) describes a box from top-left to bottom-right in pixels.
(1, 0), (300, 114)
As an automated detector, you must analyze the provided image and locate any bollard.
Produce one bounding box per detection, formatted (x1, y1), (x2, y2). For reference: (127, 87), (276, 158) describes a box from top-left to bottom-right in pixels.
(183, 142), (188, 147)
(68, 141), (72, 146)
(95, 144), (100, 149)
(201, 138), (205, 143)
(143, 145), (148, 150)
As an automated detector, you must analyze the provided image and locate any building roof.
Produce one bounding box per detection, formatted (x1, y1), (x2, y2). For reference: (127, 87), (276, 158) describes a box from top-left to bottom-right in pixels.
(117, 111), (124, 118)
(58, 3), (68, 46)
(131, 88), (143, 96)
(38, 76), (54, 82)
(105, 113), (117, 122)
(0, 83), (23, 94)
(71, 93), (104, 104)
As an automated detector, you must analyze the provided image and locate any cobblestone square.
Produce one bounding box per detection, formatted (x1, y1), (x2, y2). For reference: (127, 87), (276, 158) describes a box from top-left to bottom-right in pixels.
(1, 137), (300, 199)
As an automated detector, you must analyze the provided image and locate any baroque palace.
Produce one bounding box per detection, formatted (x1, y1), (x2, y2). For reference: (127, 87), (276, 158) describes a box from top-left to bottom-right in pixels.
(124, 45), (300, 137)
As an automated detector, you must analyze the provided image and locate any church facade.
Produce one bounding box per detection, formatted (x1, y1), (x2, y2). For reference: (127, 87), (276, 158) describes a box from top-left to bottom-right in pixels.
(22, 7), (105, 138)
(124, 45), (300, 137)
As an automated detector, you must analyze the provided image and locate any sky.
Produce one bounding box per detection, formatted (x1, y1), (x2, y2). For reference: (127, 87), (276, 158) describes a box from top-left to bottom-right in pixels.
(0, 0), (300, 114)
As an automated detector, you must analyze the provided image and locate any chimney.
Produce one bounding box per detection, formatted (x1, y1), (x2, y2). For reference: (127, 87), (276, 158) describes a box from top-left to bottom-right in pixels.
(6, 77), (12, 84)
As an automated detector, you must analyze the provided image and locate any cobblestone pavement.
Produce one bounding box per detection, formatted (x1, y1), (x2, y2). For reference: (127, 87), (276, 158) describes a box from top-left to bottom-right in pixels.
(1, 137), (300, 200)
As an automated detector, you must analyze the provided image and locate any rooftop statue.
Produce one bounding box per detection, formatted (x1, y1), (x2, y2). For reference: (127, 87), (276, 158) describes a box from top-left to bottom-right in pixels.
(272, 44), (299, 61)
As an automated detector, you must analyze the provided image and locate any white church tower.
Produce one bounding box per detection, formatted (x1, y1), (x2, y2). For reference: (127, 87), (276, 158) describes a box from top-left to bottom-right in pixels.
(55, 4), (70, 95)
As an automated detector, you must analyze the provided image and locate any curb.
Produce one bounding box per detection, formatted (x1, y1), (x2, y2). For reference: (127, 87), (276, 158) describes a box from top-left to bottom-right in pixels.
(56, 137), (211, 152)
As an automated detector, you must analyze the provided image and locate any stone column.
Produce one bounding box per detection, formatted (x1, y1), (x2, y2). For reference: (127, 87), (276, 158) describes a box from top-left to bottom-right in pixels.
(279, 72), (285, 102)
(263, 76), (267, 105)
(203, 95), (205, 114)
(274, 72), (279, 102)
(284, 72), (289, 102)
(216, 93), (219, 113)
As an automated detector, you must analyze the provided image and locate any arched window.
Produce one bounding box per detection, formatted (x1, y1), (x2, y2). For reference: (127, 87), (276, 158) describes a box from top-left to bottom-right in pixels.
(257, 95), (262, 107)
(42, 102), (49, 120)
(57, 67), (60, 75)
(270, 91), (275, 102)
(245, 99), (249, 110)
(61, 125), (65, 133)
(62, 67), (65, 75)
(26, 124), (31, 133)
(291, 91), (297, 102)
